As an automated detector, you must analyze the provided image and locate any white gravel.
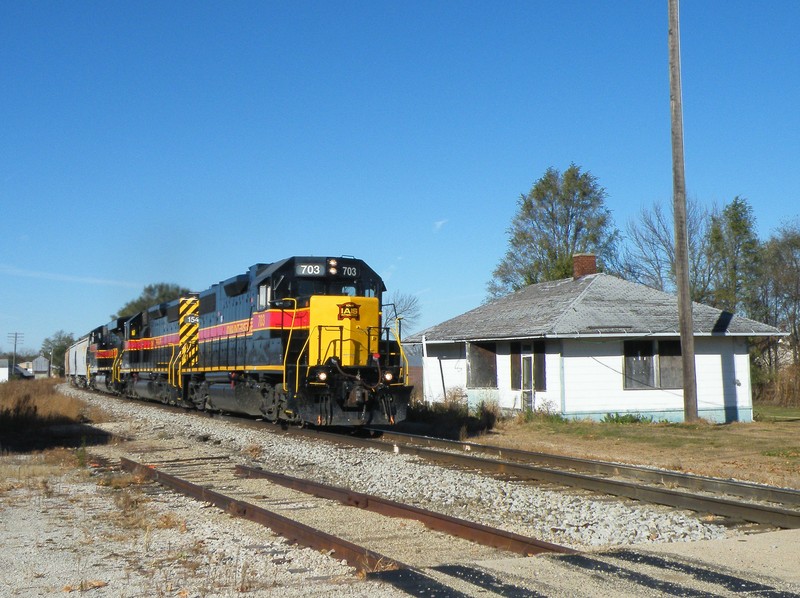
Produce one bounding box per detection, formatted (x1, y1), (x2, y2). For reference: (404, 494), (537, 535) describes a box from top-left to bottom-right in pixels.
(61, 385), (734, 550)
(0, 385), (744, 597)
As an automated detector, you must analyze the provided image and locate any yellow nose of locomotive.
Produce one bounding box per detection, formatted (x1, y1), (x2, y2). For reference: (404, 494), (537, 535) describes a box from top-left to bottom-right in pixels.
(307, 296), (381, 367)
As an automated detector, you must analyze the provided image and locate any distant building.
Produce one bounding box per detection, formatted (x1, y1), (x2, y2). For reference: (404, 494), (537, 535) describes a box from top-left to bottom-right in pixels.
(0, 359), (8, 383)
(32, 356), (50, 379)
(408, 255), (784, 423)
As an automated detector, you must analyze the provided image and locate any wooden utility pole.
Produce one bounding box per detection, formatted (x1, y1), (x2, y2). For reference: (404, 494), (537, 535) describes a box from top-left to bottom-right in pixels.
(668, 0), (699, 421)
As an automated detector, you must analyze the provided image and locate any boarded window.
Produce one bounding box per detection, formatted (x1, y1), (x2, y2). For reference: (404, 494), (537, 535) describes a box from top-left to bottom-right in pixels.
(510, 342), (521, 391)
(533, 340), (547, 391)
(658, 340), (682, 389)
(624, 340), (683, 390)
(467, 342), (497, 388)
(624, 341), (654, 389)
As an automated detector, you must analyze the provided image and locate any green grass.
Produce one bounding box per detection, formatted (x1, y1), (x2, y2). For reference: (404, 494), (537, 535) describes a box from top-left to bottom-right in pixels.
(754, 404), (800, 421)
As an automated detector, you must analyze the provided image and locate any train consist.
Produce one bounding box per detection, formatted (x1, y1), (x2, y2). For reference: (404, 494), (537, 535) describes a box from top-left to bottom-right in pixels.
(66, 256), (411, 426)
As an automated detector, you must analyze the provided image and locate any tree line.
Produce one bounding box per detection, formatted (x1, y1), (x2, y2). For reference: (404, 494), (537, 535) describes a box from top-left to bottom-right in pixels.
(488, 163), (799, 403)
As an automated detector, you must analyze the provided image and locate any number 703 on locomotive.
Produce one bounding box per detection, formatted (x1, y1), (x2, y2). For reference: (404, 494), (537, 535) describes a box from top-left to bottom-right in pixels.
(65, 256), (412, 426)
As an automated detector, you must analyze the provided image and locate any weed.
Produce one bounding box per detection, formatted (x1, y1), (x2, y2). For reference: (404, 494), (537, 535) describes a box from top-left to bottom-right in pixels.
(242, 444), (263, 459)
(601, 412), (654, 424)
(75, 437), (88, 468)
(474, 400), (500, 431)
(763, 448), (800, 459)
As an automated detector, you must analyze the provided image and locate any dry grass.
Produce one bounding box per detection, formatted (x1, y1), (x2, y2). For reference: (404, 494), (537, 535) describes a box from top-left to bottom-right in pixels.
(242, 443), (264, 459)
(0, 447), (89, 494)
(0, 379), (106, 433)
(483, 414), (800, 489)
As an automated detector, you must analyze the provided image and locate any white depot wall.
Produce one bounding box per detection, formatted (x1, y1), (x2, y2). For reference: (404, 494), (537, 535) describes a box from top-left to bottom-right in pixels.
(421, 342), (467, 403)
(560, 339), (632, 416)
(693, 336), (753, 415)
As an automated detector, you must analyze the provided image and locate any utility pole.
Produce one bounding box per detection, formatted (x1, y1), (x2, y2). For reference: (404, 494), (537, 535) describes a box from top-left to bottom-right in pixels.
(7, 332), (23, 372)
(668, 0), (699, 422)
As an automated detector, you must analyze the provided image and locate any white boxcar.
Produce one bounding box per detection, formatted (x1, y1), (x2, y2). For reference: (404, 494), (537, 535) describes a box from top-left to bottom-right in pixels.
(65, 336), (90, 387)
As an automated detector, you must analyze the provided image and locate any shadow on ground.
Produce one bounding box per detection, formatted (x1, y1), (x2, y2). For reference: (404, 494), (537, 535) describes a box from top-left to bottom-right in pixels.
(0, 423), (116, 453)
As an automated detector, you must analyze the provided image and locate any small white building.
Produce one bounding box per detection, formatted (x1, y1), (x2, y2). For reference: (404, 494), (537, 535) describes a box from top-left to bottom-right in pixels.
(410, 256), (783, 423)
(32, 356), (50, 379)
(0, 359), (8, 383)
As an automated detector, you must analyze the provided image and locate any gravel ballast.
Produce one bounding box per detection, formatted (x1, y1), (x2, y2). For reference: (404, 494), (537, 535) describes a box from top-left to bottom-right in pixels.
(1, 385), (746, 596)
(63, 385), (731, 549)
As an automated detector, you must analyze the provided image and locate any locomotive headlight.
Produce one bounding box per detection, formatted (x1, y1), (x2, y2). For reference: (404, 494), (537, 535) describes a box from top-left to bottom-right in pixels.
(317, 371), (328, 382)
(327, 258), (338, 275)
(383, 371), (394, 382)
(328, 267), (337, 275)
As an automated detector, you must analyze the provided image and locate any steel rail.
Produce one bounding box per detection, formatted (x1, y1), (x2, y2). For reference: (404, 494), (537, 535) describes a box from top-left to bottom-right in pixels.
(235, 464), (572, 556)
(284, 428), (800, 529)
(363, 429), (800, 507)
(119, 457), (405, 573)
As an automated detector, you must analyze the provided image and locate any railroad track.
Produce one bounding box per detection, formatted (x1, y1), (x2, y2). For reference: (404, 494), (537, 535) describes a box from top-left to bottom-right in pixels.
(112, 454), (800, 598)
(268, 425), (800, 530)
(118, 455), (571, 596)
(65, 386), (800, 596)
(69, 386), (800, 529)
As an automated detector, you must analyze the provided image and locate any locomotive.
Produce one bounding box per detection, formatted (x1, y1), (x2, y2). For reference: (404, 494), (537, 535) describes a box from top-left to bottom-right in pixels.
(65, 256), (411, 426)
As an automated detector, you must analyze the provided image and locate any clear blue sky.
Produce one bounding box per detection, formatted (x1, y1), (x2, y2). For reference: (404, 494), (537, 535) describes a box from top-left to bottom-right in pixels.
(2, 1), (798, 354)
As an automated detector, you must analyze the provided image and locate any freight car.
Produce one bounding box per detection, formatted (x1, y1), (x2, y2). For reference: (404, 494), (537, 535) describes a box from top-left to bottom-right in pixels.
(66, 256), (411, 426)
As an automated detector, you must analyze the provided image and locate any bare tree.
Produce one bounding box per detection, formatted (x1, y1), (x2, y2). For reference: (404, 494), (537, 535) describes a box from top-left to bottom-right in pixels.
(383, 290), (421, 335)
(622, 196), (713, 302)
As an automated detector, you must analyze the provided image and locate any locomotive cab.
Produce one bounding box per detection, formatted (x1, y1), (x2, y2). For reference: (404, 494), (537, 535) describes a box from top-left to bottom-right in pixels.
(255, 257), (410, 425)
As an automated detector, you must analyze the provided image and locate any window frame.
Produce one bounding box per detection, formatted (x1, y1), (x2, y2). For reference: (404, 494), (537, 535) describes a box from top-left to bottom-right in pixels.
(623, 339), (683, 390)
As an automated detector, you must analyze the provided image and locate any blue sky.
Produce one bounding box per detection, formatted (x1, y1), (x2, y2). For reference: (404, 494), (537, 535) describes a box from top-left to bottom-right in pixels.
(2, 1), (799, 354)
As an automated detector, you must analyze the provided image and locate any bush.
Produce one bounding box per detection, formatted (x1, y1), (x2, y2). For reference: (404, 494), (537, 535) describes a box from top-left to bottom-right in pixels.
(601, 412), (654, 424)
(406, 388), (500, 439)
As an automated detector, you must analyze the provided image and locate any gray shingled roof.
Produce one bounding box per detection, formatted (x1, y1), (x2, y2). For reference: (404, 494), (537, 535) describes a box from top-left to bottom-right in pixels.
(411, 273), (783, 342)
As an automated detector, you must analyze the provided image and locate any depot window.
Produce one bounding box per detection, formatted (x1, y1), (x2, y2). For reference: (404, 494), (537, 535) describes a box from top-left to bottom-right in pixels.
(467, 342), (498, 388)
(623, 340), (682, 390)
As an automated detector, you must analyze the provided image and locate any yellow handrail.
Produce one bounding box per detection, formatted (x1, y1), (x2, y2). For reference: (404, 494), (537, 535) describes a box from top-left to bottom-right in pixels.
(281, 298), (298, 392)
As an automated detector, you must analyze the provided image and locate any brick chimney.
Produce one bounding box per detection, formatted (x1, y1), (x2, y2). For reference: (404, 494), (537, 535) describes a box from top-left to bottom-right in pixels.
(573, 253), (597, 279)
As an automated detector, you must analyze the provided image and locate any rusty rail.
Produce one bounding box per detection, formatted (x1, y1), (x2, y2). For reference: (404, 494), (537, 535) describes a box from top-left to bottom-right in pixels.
(119, 457), (405, 573)
(365, 428), (800, 508)
(286, 427), (800, 529)
(235, 464), (572, 556)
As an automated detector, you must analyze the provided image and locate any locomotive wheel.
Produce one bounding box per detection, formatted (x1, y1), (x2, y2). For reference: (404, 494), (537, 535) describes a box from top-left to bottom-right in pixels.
(259, 384), (286, 423)
(188, 380), (208, 411)
(259, 384), (280, 422)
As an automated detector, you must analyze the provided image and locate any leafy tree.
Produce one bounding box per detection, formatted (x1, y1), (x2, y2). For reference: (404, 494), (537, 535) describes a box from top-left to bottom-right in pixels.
(383, 290), (421, 335)
(488, 164), (620, 298)
(706, 196), (761, 314)
(622, 196), (713, 303)
(41, 330), (76, 376)
(113, 283), (192, 319)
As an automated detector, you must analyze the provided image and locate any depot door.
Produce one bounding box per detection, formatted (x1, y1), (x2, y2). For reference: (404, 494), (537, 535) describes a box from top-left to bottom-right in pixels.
(521, 355), (534, 410)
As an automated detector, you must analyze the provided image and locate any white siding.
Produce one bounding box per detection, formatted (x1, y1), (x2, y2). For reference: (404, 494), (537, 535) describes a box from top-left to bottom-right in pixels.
(420, 336), (753, 422)
(421, 342), (467, 403)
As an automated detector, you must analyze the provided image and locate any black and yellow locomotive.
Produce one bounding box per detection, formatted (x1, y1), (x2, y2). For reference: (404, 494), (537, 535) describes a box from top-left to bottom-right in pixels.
(66, 256), (410, 426)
